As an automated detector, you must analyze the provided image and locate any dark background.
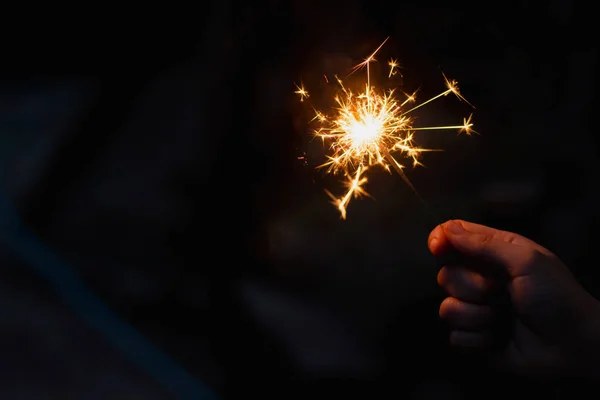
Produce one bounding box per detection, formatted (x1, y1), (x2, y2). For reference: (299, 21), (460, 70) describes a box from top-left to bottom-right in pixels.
(0, 0), (598, 398)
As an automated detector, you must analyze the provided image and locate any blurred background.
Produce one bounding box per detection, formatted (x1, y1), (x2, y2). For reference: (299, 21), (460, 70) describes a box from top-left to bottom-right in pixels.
(0, 0), (597, 398)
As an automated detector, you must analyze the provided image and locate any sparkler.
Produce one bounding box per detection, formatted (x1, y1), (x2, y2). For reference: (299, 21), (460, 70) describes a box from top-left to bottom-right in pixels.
(296, 37), (476, 219)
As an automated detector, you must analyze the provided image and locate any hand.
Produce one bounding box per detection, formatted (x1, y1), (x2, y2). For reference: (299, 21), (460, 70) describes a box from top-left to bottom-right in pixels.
(428, 219), (600, 377)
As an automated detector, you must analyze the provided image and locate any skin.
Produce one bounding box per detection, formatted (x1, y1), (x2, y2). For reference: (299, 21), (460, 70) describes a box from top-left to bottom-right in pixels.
(428, 219), (600, 377)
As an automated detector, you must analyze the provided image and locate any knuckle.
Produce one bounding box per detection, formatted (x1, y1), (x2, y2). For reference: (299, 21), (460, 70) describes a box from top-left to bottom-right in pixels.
(517, 248), (544, 271)
(437, 266), (448, 287)
(439, 297), (458, 319)
(439, 296), (493, 329)
(500, 232), (520, 245)
(453, 269), (481, 298)
(471, 270), (488, 288)
(472, 233), (493, 251)
(441, 268), (488, 302)
(479, 234), (493, 246)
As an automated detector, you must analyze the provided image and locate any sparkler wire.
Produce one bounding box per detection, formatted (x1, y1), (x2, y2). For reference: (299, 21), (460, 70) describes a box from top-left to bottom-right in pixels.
(380, 145), (442, 226)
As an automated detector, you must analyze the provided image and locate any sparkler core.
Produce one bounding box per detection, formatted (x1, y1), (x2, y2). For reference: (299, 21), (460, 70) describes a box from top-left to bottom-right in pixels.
(296, 37), (476, 219)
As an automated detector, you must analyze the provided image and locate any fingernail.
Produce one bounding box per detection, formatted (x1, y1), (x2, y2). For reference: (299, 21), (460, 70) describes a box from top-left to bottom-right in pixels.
(446, 221), (466, 234)
(429, 237), (439, 250)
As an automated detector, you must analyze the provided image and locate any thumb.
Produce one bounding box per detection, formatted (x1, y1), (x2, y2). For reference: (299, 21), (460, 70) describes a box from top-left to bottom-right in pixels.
(442, 221), (529, 277)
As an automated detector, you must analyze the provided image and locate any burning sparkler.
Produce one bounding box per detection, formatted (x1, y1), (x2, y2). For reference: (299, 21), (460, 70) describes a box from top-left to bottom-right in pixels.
(296, 37), (476, 219)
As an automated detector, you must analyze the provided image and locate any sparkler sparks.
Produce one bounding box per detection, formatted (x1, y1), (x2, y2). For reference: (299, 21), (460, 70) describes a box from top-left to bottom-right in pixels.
(388, 59), (399, 77)
(295, 37), (476, 219)
(294, 82), (309, 102)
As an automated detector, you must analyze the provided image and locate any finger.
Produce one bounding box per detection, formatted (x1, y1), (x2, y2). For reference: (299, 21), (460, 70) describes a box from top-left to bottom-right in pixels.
(449, 330), (493, 348)
(428, 219), (550, 260)
(428, 224), (452, 257)
(441, 220), (537, 277)
(437, 265), (490, 303)
(439, 297), (493, 330)
(442, 219), (552, 256)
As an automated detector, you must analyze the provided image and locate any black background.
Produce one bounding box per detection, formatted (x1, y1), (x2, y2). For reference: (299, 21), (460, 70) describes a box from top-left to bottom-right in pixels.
(1, 1), (598, 398)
